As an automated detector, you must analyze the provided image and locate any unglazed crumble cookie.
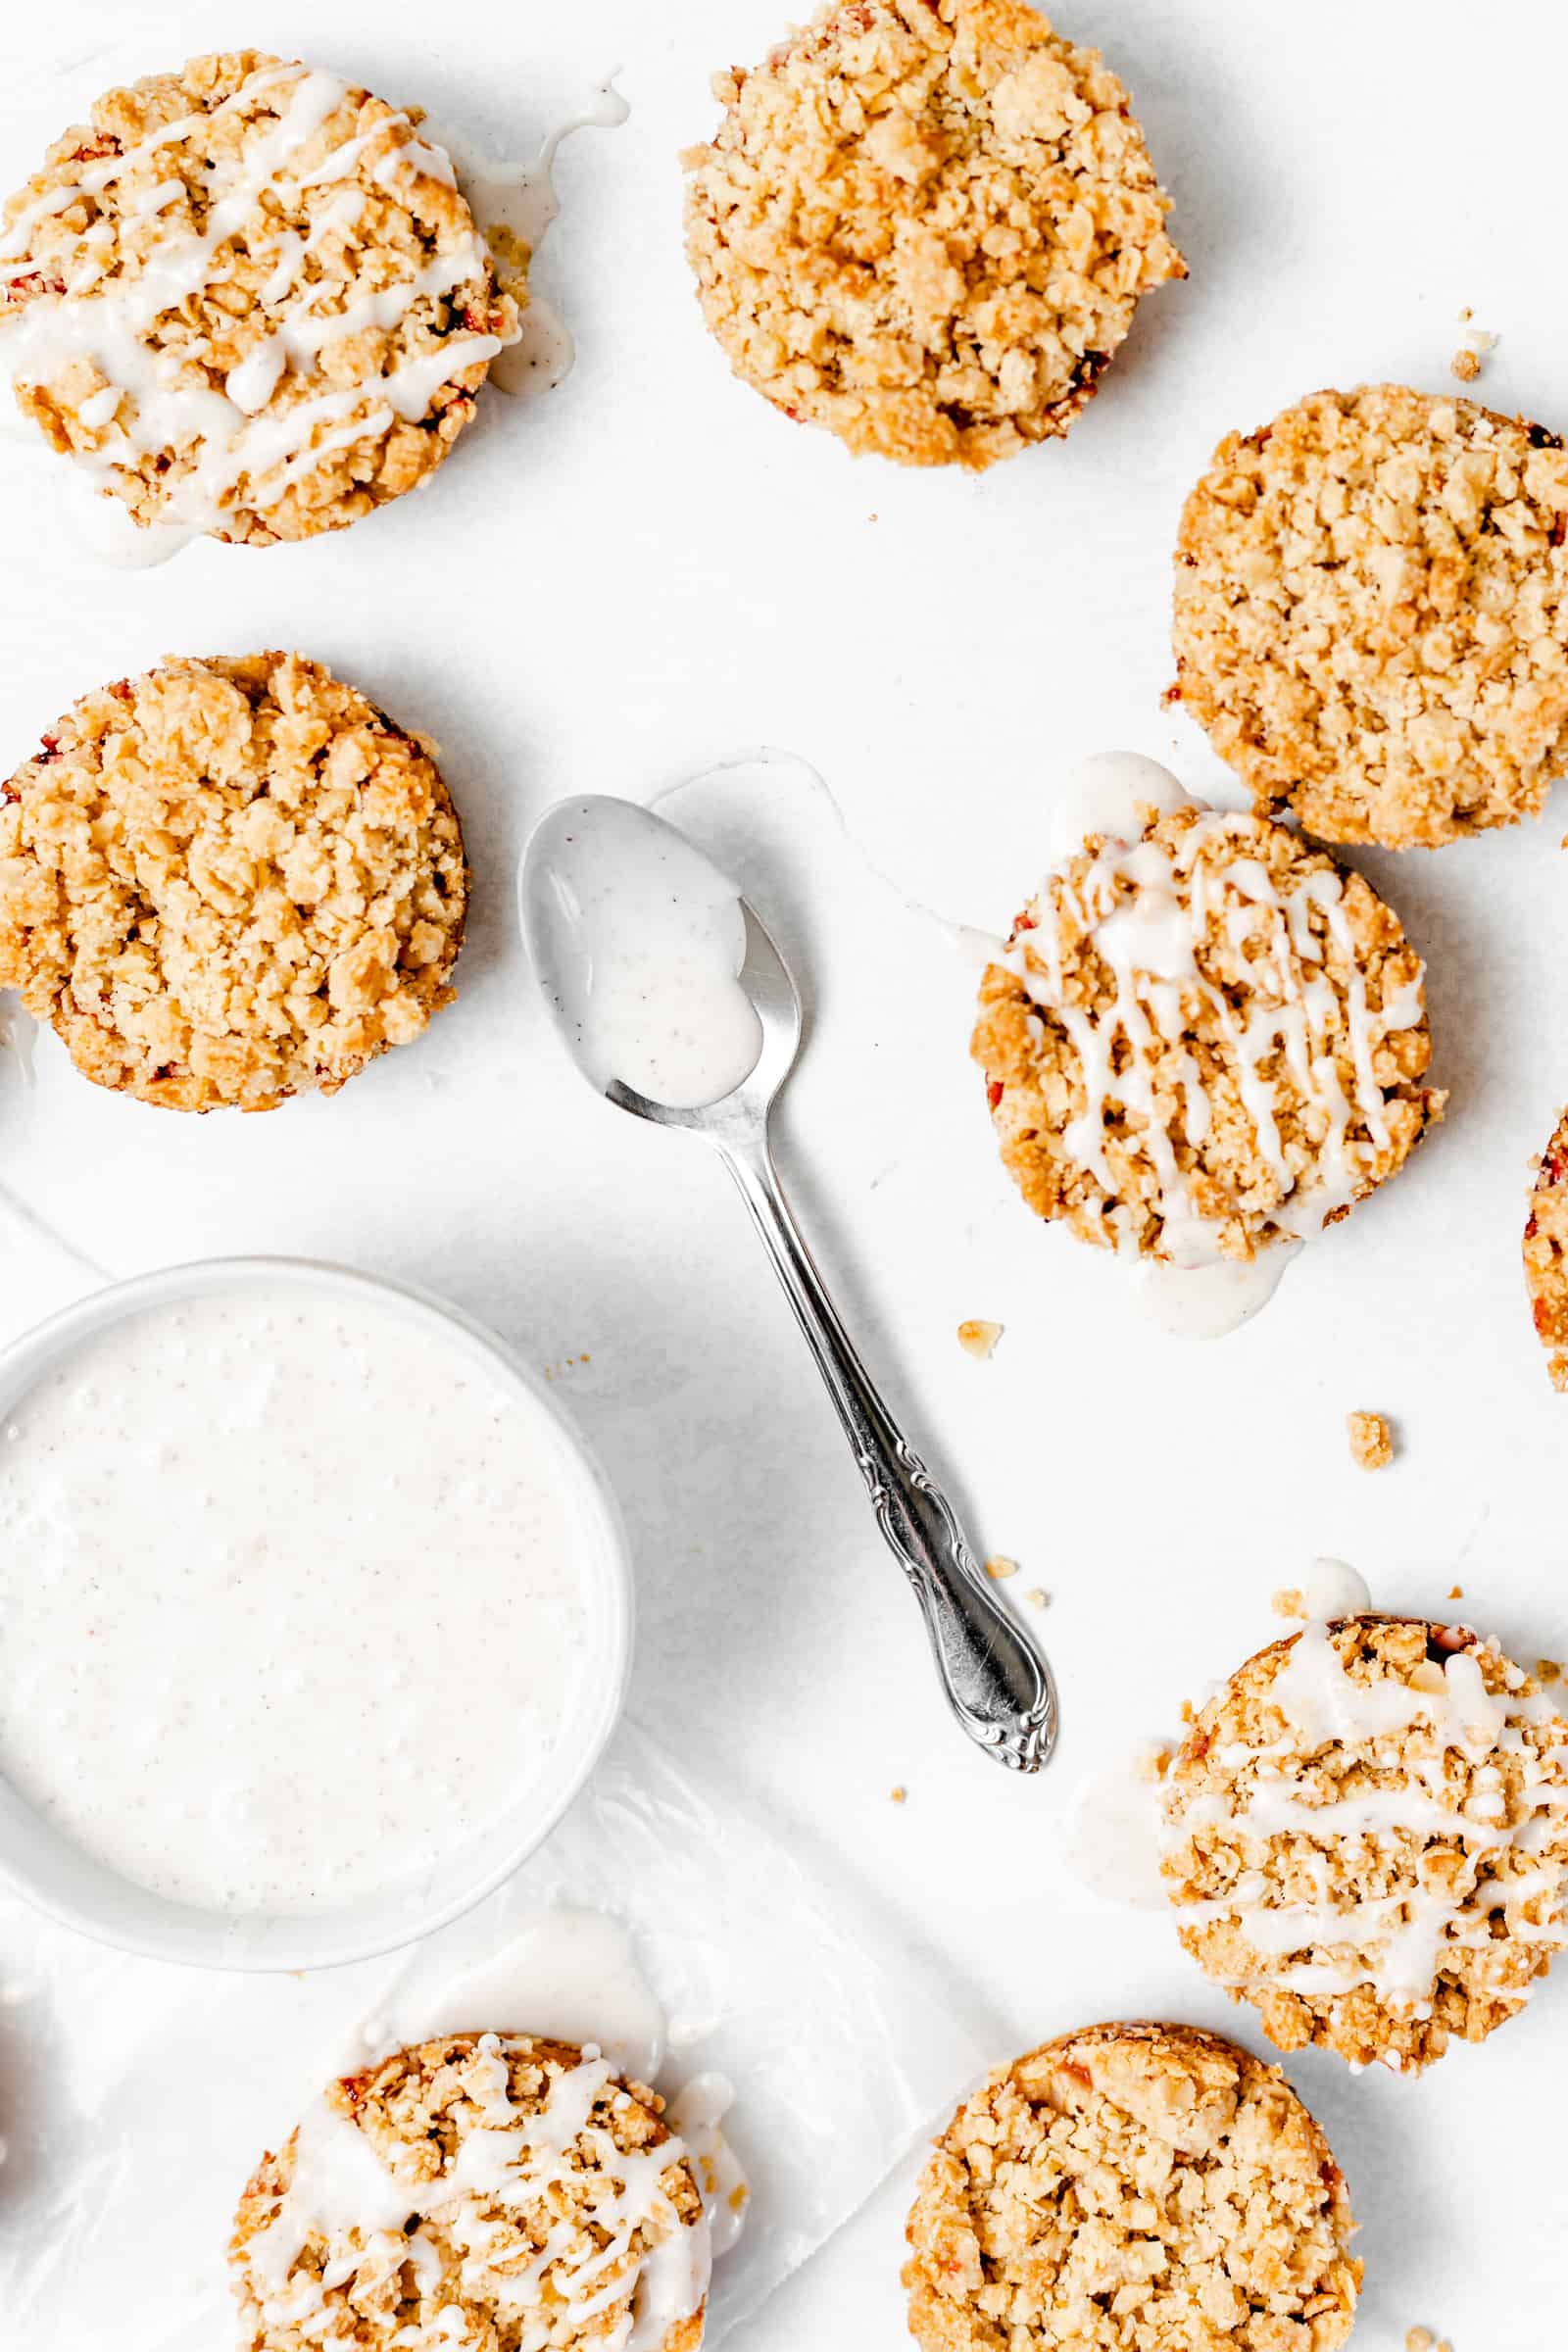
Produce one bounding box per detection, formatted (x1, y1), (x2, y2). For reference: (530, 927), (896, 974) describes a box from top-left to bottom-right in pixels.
(1524, 1106), (1568, 1389)
(0, 652), (466, 1111)
(230, 2034), (710, 2352)
(1160, 1616), (1568, 2074)
(682, 0), (1185, 471)
(972, 794), (1442, 1267)
(1171, 383), (1568, 848)
(0, 51), (524, 546)
(903, 2021), (1359, 2352)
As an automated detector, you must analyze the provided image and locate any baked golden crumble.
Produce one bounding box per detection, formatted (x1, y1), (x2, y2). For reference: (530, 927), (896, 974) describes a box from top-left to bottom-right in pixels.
(683, 0), (1184, 469)
(1525, 1107), (1568, 1389)
(230, 2034), (707, 2352)
(1160, 1617), (1568, 2073)
(972, 802), (1441, 1264)
(904, 2021), (1360, 2351)
(0, 652), (466, 1110)
(0, 51), (521, 543)
(1171, 384), (1568, 847)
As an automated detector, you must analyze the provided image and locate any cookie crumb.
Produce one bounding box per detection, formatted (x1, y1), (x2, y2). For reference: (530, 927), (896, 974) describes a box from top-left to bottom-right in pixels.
(1026, 1588), (1050, 1609)
(1272, 1587), (1308, 1621)
(984, 1554), (1018, 1581)
(1137, 1742), (1172, 1784)
(1348, 1410), (1395, 1471)
(890, 1785), (907, 1804)
(1405, 2332), (1434, 2352)
(1539, 1658), (1563, 1686)
(1448, 1584), (1464, 1600)
(957, 1319), (1004, 1360)
(1449, 347), (1482, 382)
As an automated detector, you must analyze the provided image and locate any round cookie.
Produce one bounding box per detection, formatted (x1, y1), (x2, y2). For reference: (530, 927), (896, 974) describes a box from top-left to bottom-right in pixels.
(972, 798), (1442, 1265)
(0, 50), (522, 546)
(682, 0), (1184, 471)
(229, 2034), (709, 2352)
(1171, 383), (1568, 848)
(0, 651), (466, 1111)
(1160, 1615), (1568, 2074)
(903, 2021), (1360, 2352)
(1524, 1107), (1568, 1389)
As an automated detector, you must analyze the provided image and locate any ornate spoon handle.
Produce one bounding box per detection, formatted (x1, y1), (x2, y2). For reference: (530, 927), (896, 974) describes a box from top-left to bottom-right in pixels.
(719, 1132), (1058, 1773)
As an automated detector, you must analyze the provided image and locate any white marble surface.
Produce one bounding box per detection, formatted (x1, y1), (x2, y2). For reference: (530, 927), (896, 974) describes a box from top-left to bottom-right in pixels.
(0, 2), (1566, 2345)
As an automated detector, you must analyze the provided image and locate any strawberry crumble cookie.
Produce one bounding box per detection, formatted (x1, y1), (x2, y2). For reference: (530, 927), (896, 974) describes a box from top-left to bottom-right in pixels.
(0, 652), (466, 1111)
(1171, 384), (1568, 848)
(1524, 1106), (1568, 1389)
(683, 0), (1184, 470)
(1159, 1616), (1568, 2074)
(903, 2021), (1360, 2352)
(0, 50), (524, 546)
(972, 776), (1442, 1270)
(230, 2034), (710, 2351)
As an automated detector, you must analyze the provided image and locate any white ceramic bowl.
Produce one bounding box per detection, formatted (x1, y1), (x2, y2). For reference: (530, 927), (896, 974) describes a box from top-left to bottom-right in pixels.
(0, 1255), (633, 1972)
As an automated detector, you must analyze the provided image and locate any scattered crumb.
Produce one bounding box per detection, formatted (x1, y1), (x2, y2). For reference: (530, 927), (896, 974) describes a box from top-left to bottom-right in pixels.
(1539, 1659), (1563, 1686)
(1347, 1409), (1395, 1471)
(1026, 1587), (1050, 1609)
(1449, 317), (1498, 381)
(1272, 1587), (1308, 1622)
(957, 1318), (1004, 1359)
(1137, 1741), (1172, 1784)
(890, 1785), (907, 1804)
(1405, 2331), (1434, 2352)
(1448, 1584), (1464, 1600)
(984, 1554), (1018, 1580)
(1178, 1698), (1197, 1726)
(1457, 305), (1473, 322)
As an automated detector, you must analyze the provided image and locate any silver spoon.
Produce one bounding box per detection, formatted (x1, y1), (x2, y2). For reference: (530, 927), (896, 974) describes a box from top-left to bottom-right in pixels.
(520, 795), (1057, 1773)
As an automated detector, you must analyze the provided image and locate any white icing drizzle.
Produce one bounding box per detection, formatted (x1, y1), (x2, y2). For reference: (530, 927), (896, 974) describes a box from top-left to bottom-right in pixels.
(667, 2074), (750, 2261)
(248, 2037), (711, 2347)
(1162, 1618), (1568, 2017)
(1008, 779), (1427, 1271)
(0, 63), (516, 548)
(428, 79), (628, 402)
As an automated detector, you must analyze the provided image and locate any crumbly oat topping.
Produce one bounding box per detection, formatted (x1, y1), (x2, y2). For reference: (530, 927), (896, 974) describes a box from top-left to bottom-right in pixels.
(1347, 1410), (1394, 1471)
(229, 2034), (708, 2352)
(972, 802), (1441, 1264)
(1171, 384), (1568, 848)
(957, 1318), (1004, 1357)
(0, 51), (521, 543)
(1160, 1616), (1568, 2073)
(984, 1553), (1018, 1580)
(903, 2022), (1360, 2352)
(1272, 1589), (1308, 1622)
(1449, 347), (1481, 383)
(682, 0), (1184, 471)
(1524, 1107), (1568, 1389)
(0, 652), (466, 1111)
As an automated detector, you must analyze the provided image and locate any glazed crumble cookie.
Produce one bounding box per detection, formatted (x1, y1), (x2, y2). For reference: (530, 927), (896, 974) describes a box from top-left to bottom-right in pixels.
(230, 2034), (710, 2351)
(682, 0), (1185, 470)
(1524, 1106), (1568, 1388)
(0, 652), (466, 1111)
(1172, 384), (1568, 848)
(1160, 1616), (1568, 2074)
(0, 50), (524, 546)
(904, 2021), (1360, 2352)
(971, 781), (1443, 1270)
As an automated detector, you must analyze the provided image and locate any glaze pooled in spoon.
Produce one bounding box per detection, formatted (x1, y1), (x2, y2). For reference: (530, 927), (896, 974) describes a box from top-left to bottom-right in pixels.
(524, 796), (763, 1109)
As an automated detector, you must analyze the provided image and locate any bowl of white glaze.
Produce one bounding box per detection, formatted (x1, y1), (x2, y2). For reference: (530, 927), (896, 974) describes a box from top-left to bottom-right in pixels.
(0, 1256), (632, 1971)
